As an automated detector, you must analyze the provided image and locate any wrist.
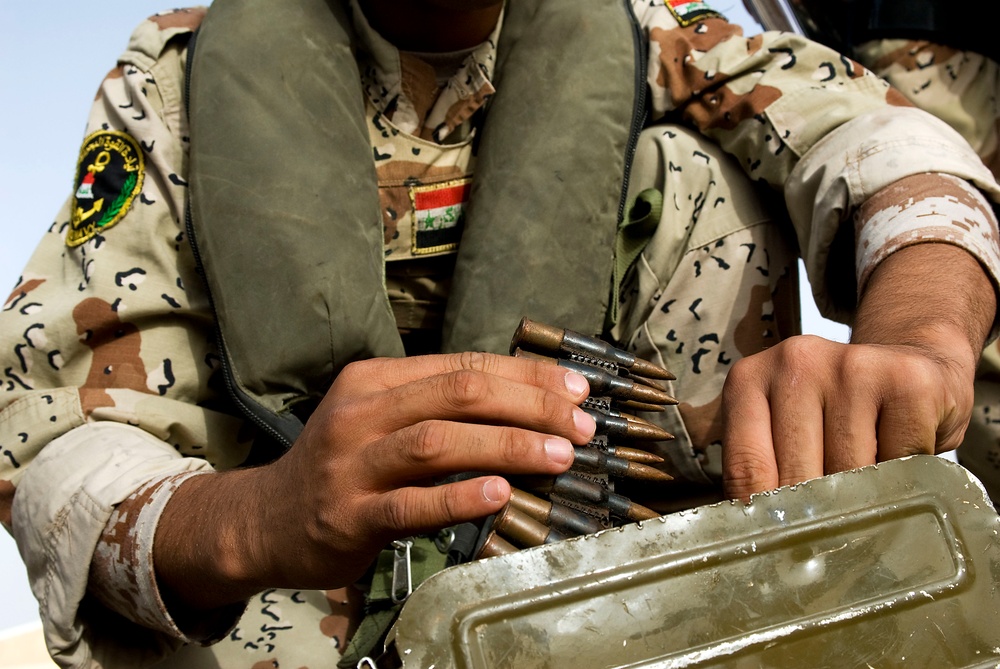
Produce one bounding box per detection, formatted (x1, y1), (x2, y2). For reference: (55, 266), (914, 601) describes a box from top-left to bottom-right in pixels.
(852, 243), (995, 368)
(153, 465), (275, 612)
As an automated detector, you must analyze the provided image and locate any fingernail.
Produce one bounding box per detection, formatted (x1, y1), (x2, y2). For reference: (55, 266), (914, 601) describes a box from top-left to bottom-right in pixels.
(544, 437), (574, 465)
(573, 408), (597, 438)
(482, 477), (504, 503)
(564, 371), (590, 397)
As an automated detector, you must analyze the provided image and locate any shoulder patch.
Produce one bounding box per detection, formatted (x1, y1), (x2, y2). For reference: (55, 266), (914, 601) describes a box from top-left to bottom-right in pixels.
(666, 0), (726, 26)
(67, 131), (145, 248)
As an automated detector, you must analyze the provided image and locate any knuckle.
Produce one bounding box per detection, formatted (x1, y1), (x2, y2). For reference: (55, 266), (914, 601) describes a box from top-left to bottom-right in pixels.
(776, 463), (816, 488)
(444, 368), (489, 408)
(837, 347), (871, 384)
(898, 355), (939, 391)
(877, 353), (942, 408)
(380, 492), (411, 533)
(336, 358), (374, 387)
(723, 357), (754, 391)
(774, 335), (823, 370)
(524, 357), (560, 390)
(384, 486), (460, 535)
(433, 484), (464, 525)
(537, 389), (570, 431)
(723, 355), (768, 402)
(406, 420), (448, 465)
(495, 427), (532, 464)
(455, 350), (497, 374)
(725, 450), (770, 481)
(723, 447), (776, 496)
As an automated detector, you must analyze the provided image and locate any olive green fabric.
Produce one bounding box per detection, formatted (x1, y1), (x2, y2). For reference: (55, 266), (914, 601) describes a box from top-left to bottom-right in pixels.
(187, 0), (640, 436)
(442, 0), (641, 354)
(187, 0), (399, 433)
(337, 536), (449, 668)
(608, 187), (663, 328)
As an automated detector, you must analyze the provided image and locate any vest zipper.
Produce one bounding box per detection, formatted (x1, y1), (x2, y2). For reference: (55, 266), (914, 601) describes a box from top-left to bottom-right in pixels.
(618, 0), (649, 227)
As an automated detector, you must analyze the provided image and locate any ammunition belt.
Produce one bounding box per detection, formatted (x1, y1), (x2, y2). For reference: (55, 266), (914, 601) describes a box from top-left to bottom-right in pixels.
(348, 317), (679, 667)
(474, 317), (677, 557)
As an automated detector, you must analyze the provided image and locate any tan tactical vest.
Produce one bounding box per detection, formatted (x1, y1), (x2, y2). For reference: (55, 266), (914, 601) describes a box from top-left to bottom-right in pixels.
(186, 0), (645, 445)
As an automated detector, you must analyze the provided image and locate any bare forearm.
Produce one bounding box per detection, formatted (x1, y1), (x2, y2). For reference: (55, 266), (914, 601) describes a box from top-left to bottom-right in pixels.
(850, 171), (999, 355)
(153, 467), (273, 613)
(852, 239), (996, 363)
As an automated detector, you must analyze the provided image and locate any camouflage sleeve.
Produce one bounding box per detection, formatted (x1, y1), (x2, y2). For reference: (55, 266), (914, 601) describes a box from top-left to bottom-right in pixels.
(88, 468), (246, 645)
(635, 3), (904, 188)
(854, 39), (1000, 178)
(853, 173), (1000, 312)
(786, 107), (1000, 328)
(1, 8), (254, 667)
(13, 424), (216, 666)
(633, 2), (1000, 330)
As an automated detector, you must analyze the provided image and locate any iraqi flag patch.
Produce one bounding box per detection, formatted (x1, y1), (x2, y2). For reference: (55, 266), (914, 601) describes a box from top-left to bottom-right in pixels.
(409, 178), (471, 255)
(666, 0), (725, 26)
(67, 130), (145, 248)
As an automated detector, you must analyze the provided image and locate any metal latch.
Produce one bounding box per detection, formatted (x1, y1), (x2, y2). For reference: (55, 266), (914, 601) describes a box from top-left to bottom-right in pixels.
(390, 539), (413, 604)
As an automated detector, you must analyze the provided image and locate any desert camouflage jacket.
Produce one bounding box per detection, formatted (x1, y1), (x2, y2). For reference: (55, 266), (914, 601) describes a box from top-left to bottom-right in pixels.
(3, 2), (1000, 668)
(854, 39), (1000, 179)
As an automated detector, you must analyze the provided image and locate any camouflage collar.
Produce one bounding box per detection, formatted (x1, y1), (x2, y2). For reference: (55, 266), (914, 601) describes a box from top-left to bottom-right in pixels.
(349, 0), (501, 143)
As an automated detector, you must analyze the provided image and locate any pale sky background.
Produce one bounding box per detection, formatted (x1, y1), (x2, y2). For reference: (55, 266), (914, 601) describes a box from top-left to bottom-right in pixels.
(0, 1), (848, 633)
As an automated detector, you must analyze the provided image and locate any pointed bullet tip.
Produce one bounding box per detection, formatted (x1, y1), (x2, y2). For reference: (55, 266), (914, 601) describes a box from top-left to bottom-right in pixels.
(629, 358), (675, 381)
(626, 421), (676, 442)
(612, 445), (666, 465)
(629, 383), (677, 407)
(627, 462), (675, 482)
(627, 503), (661, 522)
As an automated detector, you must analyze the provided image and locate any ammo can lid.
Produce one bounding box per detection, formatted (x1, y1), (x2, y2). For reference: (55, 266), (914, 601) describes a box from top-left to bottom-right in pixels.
(390, 456), (1000, 668)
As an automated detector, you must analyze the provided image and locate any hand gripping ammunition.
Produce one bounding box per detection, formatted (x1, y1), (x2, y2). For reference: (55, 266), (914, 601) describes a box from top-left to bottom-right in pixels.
(473, 317), (678, 561)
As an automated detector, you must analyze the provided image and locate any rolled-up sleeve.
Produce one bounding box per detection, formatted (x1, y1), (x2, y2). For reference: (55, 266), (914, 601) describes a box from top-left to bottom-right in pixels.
(784, 106), (1000, 329)
(12, 423), (214, 667)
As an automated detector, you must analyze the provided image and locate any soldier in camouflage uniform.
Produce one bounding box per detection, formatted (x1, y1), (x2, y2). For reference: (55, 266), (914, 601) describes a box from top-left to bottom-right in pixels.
(2, 0), (1000, 667)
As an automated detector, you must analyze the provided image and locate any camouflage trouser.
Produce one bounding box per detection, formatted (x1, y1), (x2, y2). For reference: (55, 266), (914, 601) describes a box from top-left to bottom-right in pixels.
(154, 124), (797, 668)
(151, 588), (361, 669)
(613, 123), (799, 507)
